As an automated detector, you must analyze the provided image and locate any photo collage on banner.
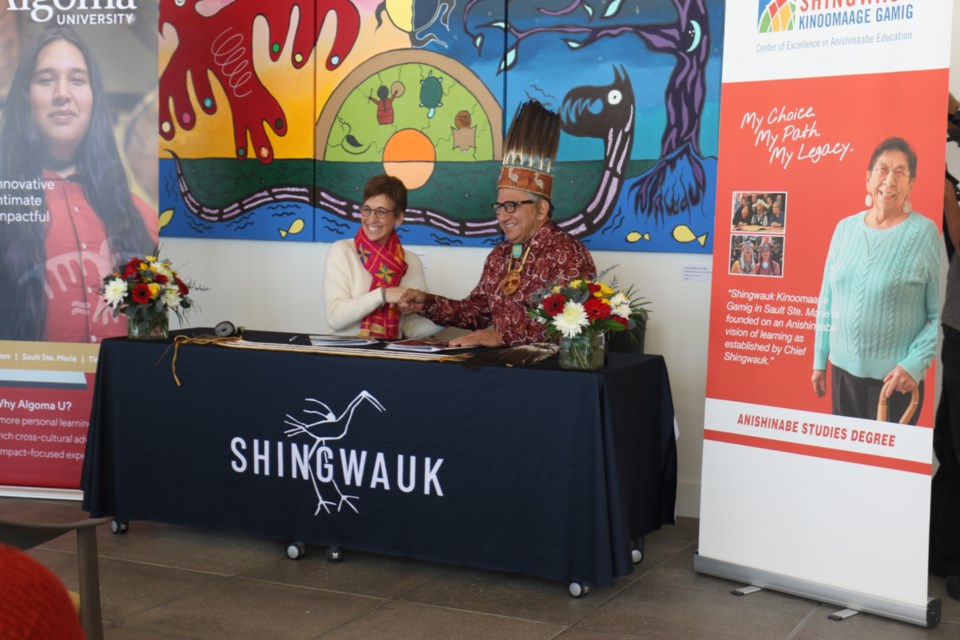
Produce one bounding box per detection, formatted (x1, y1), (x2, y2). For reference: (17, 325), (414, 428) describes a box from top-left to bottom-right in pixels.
(698, 1), (952, 626)
(0, 2), (159, 491)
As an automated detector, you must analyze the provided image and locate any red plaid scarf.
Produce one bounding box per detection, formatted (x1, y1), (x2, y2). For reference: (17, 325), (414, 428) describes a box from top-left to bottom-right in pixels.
(355, 228), (408, 338)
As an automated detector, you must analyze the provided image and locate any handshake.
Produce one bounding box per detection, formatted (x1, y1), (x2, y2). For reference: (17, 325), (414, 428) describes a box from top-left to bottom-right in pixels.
(395, 288), (427, 314)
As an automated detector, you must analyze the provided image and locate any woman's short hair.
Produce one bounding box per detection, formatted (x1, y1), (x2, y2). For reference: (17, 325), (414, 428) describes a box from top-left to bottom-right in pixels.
(363, 174), (408, 214)
(867, 137), (918, 178)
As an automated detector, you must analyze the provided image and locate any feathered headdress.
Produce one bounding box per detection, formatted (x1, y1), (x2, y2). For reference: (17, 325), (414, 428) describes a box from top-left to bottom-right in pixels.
(497, 101), (561, 199)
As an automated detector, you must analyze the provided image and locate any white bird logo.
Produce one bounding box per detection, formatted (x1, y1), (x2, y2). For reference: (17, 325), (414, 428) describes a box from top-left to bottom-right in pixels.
(283, 391), (386, 514)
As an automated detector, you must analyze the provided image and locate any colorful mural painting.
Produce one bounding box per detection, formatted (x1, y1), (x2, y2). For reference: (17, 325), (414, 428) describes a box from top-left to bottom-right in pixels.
(158, 0), (722, 252)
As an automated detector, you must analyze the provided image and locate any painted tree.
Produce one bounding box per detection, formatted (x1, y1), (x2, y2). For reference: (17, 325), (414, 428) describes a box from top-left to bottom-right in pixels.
(463, 0), (711, 223)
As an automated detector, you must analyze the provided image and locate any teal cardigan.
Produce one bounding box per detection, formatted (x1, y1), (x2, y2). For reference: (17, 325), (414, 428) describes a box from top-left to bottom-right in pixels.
(813, 211), (940, 382)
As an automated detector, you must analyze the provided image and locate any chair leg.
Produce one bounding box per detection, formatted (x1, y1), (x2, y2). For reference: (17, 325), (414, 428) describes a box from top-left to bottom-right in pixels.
(76, 527), (104, 640)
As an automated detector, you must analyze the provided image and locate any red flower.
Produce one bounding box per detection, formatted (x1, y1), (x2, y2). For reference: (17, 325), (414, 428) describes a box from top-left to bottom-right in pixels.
(587, 283), (601, 297)
(584, 297), (611, 321)
(610, 315), (628, 329)
(154, 273), (169, 285)
(175, 277), (189, 296)
(131, 283), (152, 304)
(543, 293), (566, 316)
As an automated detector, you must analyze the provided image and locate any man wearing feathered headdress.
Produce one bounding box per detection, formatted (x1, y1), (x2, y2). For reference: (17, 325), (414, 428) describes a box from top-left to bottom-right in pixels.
(400, 100), (595, 347)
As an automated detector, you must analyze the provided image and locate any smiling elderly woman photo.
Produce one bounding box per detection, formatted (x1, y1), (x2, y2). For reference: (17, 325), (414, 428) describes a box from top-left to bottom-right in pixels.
(811, 136), (940, 424)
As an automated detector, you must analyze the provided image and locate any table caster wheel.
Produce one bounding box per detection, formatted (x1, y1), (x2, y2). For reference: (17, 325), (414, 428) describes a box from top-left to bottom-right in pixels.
(568, 581), (590, 598)
(326, 546), (342, 563)
(632, 536), (645, 564)
(110, 520), (128, 534)
(286, 542), (306, 560)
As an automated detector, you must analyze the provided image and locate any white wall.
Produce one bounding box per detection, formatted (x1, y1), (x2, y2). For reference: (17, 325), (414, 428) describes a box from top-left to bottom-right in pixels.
(158, 4), (960, 520)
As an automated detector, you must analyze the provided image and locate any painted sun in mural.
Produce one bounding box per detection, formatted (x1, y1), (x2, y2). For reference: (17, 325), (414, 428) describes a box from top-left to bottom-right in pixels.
(383, 129), (436, 188)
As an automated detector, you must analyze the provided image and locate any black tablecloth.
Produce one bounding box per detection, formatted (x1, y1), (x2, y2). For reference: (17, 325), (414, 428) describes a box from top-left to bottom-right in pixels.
(81, 331), (676, 587)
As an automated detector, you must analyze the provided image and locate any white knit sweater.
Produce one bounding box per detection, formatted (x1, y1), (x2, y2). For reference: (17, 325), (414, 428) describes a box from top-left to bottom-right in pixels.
(323, 238), (439, 339)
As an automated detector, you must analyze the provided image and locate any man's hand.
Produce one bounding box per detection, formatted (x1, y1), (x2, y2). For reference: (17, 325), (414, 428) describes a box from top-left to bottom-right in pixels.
(448, 329), (504, 348)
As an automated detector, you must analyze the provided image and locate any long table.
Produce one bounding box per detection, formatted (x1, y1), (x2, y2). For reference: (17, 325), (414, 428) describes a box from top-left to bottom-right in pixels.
(81, 331), (676, 588)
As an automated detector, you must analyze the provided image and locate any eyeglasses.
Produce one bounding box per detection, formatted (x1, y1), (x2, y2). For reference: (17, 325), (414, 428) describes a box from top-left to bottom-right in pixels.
(490, 200), (535, 214)
(360, 206), (394, 219)
(870, 165), (911, 181)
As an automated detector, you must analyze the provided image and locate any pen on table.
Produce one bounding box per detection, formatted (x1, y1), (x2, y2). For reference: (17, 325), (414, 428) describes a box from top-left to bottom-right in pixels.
(288, 335), (298, 342)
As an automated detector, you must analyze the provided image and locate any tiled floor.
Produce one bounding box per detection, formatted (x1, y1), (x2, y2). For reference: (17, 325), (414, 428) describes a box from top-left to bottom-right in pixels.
(3, 496), (959, 640)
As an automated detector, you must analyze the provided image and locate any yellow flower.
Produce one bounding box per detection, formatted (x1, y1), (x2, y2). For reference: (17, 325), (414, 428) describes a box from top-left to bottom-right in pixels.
(148, 283), (161, 299)
(569, 279), (583, 289)
(146, 255), (157, 262)
(595, 282), (614, 297)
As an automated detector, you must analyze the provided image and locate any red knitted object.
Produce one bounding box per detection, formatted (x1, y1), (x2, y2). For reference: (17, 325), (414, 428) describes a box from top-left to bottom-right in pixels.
(0, 544), (85, 639)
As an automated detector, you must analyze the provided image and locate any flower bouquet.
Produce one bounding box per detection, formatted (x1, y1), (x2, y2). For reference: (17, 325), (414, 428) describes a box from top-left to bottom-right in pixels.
(100, 249), (199, 340)
(528, 274), (649, 369)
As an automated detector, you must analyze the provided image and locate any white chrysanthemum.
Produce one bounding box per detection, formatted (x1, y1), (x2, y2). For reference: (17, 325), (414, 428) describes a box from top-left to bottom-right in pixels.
(152, 261), (173, 279)
(607, 293), (631, 318)
(552, 301), (589, 338)
(610, 303), (632, 318)
(162, 287), (182, 309)
(103, 278), (128, 307)
(609, 292), (629, 307)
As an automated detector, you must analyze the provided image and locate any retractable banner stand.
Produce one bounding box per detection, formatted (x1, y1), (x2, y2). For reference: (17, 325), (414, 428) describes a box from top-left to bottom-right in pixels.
(697, 2), (952, 628)
(0, 3), (158, 496)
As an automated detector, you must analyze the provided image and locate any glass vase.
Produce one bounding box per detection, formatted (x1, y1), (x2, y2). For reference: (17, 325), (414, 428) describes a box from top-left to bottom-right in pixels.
(558, 333), (605, 370)
(127, 313), (169, 340)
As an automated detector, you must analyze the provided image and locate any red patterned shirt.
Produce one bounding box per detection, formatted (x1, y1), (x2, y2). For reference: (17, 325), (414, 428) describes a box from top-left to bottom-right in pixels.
(422, 221), (595, 346)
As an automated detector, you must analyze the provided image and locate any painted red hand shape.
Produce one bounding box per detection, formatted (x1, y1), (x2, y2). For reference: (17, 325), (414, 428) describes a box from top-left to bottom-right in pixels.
(159, 0), (360, 162)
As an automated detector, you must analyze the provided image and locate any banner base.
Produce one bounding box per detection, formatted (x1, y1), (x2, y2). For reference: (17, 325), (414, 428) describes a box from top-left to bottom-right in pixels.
(694, 552), (940, 629)
(0, 486), (82, 501)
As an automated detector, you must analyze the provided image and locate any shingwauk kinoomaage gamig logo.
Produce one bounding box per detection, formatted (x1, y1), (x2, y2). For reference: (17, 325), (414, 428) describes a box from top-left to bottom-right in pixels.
(758, 0), (916, 34)
(6, 0), (139, 25)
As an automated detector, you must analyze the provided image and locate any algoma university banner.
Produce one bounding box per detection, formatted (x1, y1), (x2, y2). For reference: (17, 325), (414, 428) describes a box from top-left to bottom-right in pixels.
(0, 2), (158, 494)
(697, 1), (951, 627)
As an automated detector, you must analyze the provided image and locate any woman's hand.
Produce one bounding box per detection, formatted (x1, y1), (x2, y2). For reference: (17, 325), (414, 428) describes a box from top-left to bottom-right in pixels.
(448, 329), (504, 348)
(382, 286), (406, 305)
(811, 369), (827, 398)
(882, 365), (917, 396)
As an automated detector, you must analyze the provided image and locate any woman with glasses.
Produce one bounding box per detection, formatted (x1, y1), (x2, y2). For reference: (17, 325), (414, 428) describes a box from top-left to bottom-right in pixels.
(811, 137), (940, 423)
(323, 174), (438, 339)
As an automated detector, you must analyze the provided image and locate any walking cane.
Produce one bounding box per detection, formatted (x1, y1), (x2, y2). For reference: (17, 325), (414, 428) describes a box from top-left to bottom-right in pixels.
(877, 380), (920, 424)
